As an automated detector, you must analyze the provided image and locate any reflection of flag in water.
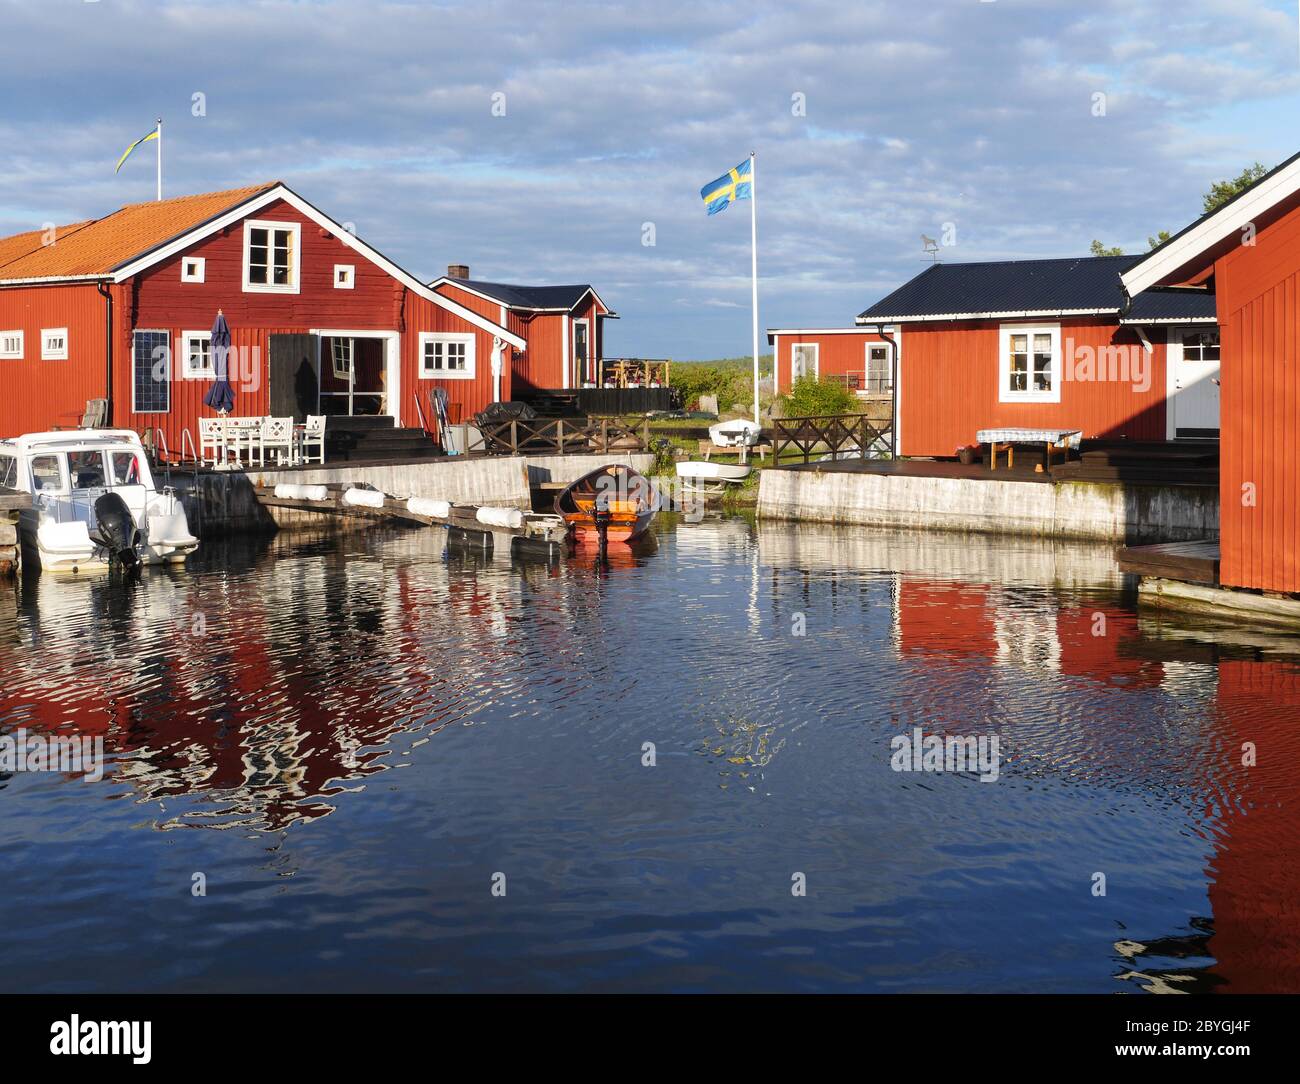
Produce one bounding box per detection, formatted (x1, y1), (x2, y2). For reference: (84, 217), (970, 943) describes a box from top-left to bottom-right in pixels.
(700, 158), (753, 216)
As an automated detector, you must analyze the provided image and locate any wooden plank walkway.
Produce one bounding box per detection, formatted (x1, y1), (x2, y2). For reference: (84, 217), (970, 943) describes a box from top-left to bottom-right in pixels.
(251, 484), (569, 559)
(1115, 538), (1220, 585)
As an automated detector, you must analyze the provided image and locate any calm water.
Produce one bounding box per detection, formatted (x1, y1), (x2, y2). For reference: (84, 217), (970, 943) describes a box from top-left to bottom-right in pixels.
(2, 515), (1299, 994)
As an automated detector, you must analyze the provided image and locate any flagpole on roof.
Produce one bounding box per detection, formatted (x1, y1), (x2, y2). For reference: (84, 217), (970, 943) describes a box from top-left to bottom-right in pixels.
(156, 118), (162, 201)
(749, 150), (760, 428)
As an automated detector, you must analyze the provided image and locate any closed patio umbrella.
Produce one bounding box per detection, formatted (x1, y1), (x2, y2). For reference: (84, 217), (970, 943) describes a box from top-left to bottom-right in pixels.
(203, 311), (235, 413)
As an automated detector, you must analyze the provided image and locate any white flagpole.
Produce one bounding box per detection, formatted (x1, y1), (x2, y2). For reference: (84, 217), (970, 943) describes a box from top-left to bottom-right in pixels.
(749, 151), (760, 428)
(156, 118), (163, 201)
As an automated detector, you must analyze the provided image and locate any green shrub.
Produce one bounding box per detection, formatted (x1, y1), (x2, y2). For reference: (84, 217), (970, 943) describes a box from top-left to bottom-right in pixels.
(669, 356), (773, 413)
(780, 375), (857, 418)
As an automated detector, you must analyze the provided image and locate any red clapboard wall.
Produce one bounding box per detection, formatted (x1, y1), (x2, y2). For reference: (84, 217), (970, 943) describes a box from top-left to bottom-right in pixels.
(1213, 199), (1300, 593)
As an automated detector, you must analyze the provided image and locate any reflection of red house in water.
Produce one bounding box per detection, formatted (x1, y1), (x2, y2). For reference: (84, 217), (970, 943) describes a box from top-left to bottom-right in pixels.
(1209, 660), (1300, 993)
(895, 579), (998, 662)
(1054, 603), (1164, 688)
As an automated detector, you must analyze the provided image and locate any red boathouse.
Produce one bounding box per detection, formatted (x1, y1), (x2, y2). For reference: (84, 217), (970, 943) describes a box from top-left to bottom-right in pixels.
(1120, 150), (1300, 594)
(430, 268), (616, 396)
(769, 256), (1218, 458)
(0, 183), (526, 447)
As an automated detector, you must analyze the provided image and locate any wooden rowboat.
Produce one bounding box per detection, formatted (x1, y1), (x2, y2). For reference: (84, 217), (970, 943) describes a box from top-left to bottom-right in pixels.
(554, 463), (658, 545)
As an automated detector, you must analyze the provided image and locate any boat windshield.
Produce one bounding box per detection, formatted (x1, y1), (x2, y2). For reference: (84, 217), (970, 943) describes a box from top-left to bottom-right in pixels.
(30, 454), (65, 492)
(68, 450), (108, 490)
(109, 450), (143, 486)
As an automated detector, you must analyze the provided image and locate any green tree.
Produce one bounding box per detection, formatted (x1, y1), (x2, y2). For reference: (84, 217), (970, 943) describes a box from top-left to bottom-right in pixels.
(1092, 162), (1270, 257)
(1203, 162), (1268, 214)
(781, 375), (856, 417)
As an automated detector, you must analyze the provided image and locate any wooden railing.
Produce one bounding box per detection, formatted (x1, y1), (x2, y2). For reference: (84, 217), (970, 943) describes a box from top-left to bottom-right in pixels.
(824, 373), (893, 395)
(600, 358), (671, 388)
(478, 416), (650, 456)
(773, 413), (894, 463)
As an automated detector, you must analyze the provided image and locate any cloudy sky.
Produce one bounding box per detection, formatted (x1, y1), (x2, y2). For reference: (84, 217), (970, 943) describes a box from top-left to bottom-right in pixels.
(2, 0), (1298, 357)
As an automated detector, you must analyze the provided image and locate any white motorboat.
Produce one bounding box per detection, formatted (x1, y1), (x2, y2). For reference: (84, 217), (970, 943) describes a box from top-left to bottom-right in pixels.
(0, 430), (199, 574)
(708, 419), (763, 448)
(676, 460), (752, 495)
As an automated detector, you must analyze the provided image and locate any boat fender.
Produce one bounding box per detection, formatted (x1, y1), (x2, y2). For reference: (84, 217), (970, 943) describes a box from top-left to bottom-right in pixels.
(407, 496), (451, 519)
(343, 487), (386, 509)
(274, 483), (329, 501)
(476, 506), (523, 530)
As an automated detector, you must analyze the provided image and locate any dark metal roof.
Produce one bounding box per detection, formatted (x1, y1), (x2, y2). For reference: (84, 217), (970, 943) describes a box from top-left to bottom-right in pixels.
(858, 255), (1145, 320)
(856, 254), (1219, 324)
(1122, 287), (1217, 322)
(448, 277), (598, 311)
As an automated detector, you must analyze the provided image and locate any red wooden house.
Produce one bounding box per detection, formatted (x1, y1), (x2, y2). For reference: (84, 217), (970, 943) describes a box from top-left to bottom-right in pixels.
(430, 267), (616, 396)
(0, 183), (525, 448)
(769, 257), (1217, 457)
(1120, 151), (1300, 595)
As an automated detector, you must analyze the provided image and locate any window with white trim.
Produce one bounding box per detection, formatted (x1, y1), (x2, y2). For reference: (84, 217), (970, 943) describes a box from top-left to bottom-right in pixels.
(181, 256), (206, 283)
(999, 324), (1061, 403)
(419, 332), (475, 379)
(791, 343), (818, 381)
(180, 331), (214, 378)
(41, 328), (68, 361)
(334, 264), (355, 289)
(1181, 329), (1220, 362)
(0, 330), (22, 359)
(243, 219), (300, 292)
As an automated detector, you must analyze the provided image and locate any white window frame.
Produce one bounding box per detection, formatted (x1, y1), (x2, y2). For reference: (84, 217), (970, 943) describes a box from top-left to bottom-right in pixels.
(0, 329), (23, 360)
(334, 264), (356, 289)
(419, 332), (476, 380)
(181, 256), (206, 283)
(242, 218), (302, 294)
(180, 330), (215, 379)
(791, 342), (819, 381)
(998, 323), (1061, 404)
(41, 328), (68, 361)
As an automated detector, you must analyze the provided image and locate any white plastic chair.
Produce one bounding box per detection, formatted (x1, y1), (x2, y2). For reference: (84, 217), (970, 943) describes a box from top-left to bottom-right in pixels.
(199, 417), (226, 467)
(225, 417), (262, 467)
(300, 415), (326, 465)
(260, 417), (294, 466)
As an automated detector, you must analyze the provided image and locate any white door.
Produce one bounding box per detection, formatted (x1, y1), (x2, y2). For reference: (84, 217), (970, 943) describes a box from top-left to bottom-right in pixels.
(1169, 327), (1220, 437)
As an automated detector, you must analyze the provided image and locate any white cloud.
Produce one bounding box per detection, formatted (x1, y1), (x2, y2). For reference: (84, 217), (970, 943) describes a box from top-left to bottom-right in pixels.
(0, 0), (1296, 357)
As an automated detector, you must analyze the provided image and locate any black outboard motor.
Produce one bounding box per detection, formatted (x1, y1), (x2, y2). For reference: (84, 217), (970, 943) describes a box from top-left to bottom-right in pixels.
(91, 492), (141, 568)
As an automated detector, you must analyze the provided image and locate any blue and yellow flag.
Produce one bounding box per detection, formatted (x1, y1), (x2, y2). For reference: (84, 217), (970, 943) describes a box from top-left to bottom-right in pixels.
(115, 126), (159, 174)
(700, 158), (752, 216)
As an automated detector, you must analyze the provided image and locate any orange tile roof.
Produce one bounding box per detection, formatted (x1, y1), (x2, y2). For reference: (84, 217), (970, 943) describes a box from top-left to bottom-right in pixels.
(0, 183), (280, 281)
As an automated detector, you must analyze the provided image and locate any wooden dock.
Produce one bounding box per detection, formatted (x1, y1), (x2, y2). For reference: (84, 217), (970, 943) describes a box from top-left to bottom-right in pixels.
(1115, 538), (1220, 585)
(1, 486), (31, 576)
(251, 483), (569, 560)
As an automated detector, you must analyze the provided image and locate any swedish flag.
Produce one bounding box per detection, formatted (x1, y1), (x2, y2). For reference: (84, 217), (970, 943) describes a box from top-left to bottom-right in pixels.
(700, 158), (752, 216)
(115, 126), (159, 174)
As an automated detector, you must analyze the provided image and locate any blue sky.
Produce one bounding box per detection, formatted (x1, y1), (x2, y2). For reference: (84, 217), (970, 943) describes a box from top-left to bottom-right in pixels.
(1, 0), (1298, 358)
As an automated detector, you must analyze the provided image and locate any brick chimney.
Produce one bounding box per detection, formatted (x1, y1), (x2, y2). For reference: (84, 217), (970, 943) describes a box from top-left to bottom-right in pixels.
(447, 264), (469, 279)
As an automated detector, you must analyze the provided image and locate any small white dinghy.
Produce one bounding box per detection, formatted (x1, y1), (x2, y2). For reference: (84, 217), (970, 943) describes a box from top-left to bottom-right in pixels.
(708, 419), (762, 448)
(676, 460), (752, 496)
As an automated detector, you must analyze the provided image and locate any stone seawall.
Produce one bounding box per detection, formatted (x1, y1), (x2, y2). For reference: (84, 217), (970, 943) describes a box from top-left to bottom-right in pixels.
(758, 469), (1219, 544)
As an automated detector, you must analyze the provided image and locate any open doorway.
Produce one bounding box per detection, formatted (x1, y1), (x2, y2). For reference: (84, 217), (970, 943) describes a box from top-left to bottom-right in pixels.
(313, 331), (400, 419)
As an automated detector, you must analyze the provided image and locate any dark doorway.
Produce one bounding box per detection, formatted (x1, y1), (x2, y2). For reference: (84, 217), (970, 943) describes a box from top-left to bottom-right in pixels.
(269, 333), (320, 422)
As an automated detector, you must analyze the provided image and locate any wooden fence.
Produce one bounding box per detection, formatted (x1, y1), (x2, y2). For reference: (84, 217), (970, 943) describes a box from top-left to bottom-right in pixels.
(772, 413), (894, 464)
(478, 416), (650, 456)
